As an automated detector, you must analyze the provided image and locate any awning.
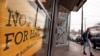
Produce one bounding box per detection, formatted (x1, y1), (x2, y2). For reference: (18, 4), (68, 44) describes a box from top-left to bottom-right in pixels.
(42, 0), (87, 12)
(72, 0), (87, 11)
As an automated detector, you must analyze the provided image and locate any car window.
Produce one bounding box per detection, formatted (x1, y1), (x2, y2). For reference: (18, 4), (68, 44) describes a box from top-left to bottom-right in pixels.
(96, 34), (100, 37)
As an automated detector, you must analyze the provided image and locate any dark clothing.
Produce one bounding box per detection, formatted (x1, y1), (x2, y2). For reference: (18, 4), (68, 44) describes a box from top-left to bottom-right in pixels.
(83, 31), (93, 55)
(82, 29), (94, 56)
(82, 32), (92, 42)
(82, 32), (87, 42)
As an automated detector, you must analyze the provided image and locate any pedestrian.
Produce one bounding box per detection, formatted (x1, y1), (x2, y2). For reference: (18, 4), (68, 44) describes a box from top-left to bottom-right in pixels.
(56, 24), (64, 44)
(82, 28), (94, 56)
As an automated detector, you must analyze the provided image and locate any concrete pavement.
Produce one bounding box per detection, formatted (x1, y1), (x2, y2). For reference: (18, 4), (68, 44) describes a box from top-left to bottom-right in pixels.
(34, 41), (100, 56)
(68, 41), (100, 56)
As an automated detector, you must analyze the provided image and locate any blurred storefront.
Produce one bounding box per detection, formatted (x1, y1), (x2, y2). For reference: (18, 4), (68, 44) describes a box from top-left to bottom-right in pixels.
(0, 0), (87, 56)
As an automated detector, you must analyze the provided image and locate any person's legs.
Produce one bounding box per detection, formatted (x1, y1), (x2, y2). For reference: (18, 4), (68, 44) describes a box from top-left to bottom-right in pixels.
(83, 42), (87, 55)
(56, 34), (61, 44)
(56, 34), (60, 44)
(87, 39), (94, 56)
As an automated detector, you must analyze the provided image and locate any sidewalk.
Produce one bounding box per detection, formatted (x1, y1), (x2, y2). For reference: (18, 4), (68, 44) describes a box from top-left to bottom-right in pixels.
(34, 41), (100, 56)
(68, 41), (100, 56)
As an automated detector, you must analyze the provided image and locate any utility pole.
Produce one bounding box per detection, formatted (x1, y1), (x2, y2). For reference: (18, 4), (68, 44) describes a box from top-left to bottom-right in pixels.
(81, 6), (83, 36)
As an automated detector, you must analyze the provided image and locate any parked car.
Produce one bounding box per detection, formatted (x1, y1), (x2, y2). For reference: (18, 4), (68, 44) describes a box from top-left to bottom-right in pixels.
(75, 36), (84, 45)
(76, 36), (82, 43)
(69, 34), (78, 42)
(91, 33), (100, 49)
